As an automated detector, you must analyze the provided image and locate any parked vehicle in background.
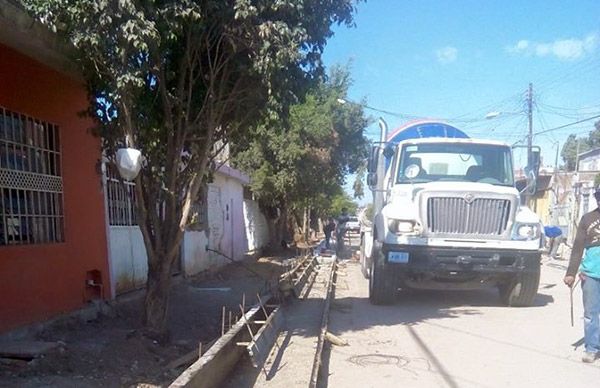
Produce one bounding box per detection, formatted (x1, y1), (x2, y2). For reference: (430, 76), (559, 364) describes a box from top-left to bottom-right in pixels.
(345, 216), (361, 233)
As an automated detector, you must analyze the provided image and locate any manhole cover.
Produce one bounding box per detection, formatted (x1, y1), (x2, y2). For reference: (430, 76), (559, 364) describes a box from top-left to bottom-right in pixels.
(347, 354), (410, 368)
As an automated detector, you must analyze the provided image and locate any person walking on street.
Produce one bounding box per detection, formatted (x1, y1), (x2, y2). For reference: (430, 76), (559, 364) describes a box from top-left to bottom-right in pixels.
(324, 217), (335, 250)
(564, 185), (600, 363)
(336, 207), (350, 252)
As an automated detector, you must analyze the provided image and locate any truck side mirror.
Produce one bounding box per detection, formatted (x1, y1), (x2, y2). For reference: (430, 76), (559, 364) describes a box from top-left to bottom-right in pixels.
(383, 145), (394, 159)
(367, 146), (379, 173)
(523, 168), (537, 196)
(521, 147), (540, 196)
(531, 149), (540, 178)
(367, 172), (378, 188)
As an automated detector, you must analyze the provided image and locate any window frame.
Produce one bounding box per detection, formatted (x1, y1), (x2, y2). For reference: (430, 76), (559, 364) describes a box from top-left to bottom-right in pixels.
(0, 107), (65, 246)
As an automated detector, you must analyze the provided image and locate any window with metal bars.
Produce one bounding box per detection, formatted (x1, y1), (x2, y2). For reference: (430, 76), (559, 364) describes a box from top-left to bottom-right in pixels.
(105, 164), (205, 229)
(0, 106), (65, 245)
(105, 164), (138, 226)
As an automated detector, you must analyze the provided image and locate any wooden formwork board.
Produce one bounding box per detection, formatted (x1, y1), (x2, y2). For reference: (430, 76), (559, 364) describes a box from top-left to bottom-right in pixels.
(246, 306), (284, 368)
(169, 294), (272, 388)
(279, 255), (311, 283)
(292, 256), (317, 297)
(279, 255), (317, 296)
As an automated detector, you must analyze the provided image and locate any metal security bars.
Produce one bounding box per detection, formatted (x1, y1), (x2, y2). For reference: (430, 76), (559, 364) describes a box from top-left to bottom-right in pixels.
(105, 164), (138, 226)
(0, 107), (64, 245)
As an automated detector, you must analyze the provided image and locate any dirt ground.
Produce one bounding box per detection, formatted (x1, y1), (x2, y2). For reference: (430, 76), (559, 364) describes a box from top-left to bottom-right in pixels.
(0, 251), (292, 388)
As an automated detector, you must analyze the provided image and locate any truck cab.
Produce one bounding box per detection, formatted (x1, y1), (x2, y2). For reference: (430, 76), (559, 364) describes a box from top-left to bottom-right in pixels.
(360, 121), (543, 306)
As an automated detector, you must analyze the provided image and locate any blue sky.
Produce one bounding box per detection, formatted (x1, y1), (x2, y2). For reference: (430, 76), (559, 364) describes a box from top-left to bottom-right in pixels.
(321, 0), (600, 201)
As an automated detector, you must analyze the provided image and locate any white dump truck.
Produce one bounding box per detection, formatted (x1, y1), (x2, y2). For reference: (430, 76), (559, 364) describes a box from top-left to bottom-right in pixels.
(360, 120), (543, 306)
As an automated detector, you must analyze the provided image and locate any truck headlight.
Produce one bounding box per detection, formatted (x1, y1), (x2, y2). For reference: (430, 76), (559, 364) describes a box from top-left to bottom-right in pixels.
(512, 223), (541, 240)
(388, 219), (415, 234)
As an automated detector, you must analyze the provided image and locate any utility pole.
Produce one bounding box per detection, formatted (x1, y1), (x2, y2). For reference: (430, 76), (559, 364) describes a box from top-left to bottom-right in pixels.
(554, 142), (559, 172)
(575, 138), (581, 172)
(525, 83), (533, 205)
(527, 83), (533, 169)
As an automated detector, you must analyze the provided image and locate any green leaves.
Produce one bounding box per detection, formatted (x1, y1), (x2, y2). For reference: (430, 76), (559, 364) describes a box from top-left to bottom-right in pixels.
(22, 0), (362, 334)
(561, 120), (600, 171)
(233, 65), (369, 218)
(20, 0), (365, 233)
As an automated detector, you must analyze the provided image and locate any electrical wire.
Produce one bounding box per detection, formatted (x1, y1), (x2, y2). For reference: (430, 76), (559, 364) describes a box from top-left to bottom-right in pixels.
(448, 91), (525, 122)
(535, 114), (600, 136)
(534, 55), (600, 93)
(538, 101), (600, 112)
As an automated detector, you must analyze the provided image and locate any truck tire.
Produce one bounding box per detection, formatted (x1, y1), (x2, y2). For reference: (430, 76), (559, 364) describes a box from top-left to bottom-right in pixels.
(498, 264), (540, 307)
(369, 241), (396, 305)
(360, 234), (370, 279)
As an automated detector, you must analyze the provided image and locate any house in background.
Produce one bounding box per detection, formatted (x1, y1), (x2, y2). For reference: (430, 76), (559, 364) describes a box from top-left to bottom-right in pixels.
(0, 1), (110, 333)
(517, 147), (600, 244)
(104, 150), (270, 296)
(578, 148), (600, 173)
(516, 168), (575, 239)
(571, 148), (600, 221)
(517, 173), (554, 225)
(182, 164), (269, 277)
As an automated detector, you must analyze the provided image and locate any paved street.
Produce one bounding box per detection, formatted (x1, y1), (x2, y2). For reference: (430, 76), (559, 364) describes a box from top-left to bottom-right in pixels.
(324, 256), (600, 387)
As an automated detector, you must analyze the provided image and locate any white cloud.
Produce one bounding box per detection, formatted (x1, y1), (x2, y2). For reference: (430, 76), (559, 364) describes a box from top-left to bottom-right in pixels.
(506, 32), (598, 60)
(436, 46), (458, 64)
(506, 40), (529, 54)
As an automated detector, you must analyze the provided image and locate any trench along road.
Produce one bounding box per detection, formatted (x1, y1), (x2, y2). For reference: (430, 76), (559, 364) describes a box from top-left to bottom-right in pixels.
(219, 233), (600, 388)
(222, 253), (336, 388)
(324, 243), (600, 387)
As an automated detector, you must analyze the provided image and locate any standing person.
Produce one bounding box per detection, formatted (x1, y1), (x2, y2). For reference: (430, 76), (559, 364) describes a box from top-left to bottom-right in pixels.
(564, 186), (600, 363)
(324, 217), (335, 250)
(336, 207), (350, 252)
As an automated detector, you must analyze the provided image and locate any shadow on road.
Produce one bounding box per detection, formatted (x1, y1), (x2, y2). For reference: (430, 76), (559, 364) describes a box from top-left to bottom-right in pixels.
(275, 269), (555, 340)
(313, 288), (553, 337)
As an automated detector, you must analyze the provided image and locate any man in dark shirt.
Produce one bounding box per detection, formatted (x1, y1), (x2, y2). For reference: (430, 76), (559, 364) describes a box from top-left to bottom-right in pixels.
(564, 186), (600, 363)
(324, 217), (335, 250)
(336, 208), (350, 252)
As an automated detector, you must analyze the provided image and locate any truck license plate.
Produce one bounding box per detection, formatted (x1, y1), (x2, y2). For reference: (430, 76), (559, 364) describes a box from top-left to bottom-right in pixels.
(388, 251), (409, 263)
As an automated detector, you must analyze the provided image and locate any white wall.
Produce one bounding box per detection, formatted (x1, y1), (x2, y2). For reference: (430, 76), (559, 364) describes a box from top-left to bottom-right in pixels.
(243, 199), (269, 252)
(579, 155), (600, 172)
(182, 173), (259, 277)
(209, 174), (248, 261)
(182, 230), (211, 274)
(108, 226), (148, 294)
(107, 167), (269, 283)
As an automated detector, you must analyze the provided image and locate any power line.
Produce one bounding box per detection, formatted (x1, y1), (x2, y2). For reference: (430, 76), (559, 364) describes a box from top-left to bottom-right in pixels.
(340, 98), (491, 124)
(534, 55), (600, 93)
(538, 100), (600, 112)
(535, 114), (600, 136)
(512, 114), (600, 145)
(448, 91), (525, 122)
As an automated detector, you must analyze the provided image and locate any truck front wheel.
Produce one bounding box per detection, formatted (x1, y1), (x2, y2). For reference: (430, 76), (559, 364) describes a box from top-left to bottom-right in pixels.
(498, 264), (540, 307)
(369, 241), (396, 305)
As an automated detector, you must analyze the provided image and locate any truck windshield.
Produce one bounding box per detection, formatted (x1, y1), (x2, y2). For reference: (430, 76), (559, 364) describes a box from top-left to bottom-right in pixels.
(396, 142), (514, 186)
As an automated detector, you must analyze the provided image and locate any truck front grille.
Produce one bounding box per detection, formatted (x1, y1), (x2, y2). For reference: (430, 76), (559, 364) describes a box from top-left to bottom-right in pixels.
(426, 197), (511, 236)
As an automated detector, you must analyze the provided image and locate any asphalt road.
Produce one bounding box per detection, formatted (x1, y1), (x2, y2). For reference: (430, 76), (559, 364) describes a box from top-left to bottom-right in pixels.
(324, 255), (600, 388)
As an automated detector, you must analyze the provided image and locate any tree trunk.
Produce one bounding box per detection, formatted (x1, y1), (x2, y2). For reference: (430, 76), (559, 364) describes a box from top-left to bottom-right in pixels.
(279, 203), (292, 246)
(268, 209), (282, 247)
(143, 255), (173, 343)
(267, 216), (279, 247)
(302, 206), (309, 243)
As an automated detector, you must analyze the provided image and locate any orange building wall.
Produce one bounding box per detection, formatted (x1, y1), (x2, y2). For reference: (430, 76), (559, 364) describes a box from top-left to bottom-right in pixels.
(0, 43), (110, 333)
